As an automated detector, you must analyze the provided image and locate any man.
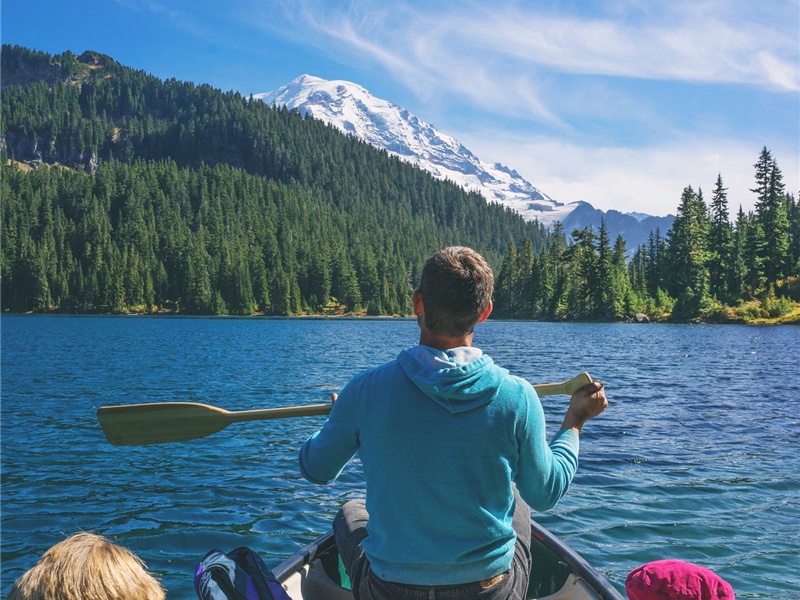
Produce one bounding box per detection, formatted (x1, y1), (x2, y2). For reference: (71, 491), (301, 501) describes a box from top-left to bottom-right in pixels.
(299, 246), (607, 600)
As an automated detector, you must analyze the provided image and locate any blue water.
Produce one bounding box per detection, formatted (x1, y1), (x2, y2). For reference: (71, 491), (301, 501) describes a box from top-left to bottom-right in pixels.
(1, 315), (798, 599)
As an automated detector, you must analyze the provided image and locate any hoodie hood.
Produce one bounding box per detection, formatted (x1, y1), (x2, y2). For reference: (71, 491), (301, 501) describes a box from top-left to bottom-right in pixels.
(397, 345), (508, 413)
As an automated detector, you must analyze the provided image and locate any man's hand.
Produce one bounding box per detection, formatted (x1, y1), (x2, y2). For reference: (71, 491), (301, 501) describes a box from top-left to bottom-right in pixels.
(560, 380), (607, 433)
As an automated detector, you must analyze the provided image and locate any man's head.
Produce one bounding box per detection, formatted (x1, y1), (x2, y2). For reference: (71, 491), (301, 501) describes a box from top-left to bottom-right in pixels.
(416, 246), (494, 338)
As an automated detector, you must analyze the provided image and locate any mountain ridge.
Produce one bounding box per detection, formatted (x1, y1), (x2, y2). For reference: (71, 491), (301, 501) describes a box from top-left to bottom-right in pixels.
(257, 75), (674, 249)
(1, 44), (549, 315)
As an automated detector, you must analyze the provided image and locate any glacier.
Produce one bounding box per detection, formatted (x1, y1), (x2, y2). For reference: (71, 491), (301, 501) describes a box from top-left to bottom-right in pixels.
(255, 75), (673, 246)
(255, 75), (578, 226)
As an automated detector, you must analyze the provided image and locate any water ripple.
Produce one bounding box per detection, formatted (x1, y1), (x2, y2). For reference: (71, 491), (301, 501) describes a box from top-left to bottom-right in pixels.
(2, 317), (799, 599)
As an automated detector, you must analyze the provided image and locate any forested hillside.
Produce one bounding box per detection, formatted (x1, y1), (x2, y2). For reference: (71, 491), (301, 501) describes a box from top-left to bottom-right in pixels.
(3, 45), (797, 322)
(1, 45), (547, 315)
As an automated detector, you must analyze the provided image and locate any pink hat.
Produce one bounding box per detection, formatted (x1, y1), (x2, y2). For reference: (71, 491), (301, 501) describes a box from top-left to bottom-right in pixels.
(625, 560), (735, 600)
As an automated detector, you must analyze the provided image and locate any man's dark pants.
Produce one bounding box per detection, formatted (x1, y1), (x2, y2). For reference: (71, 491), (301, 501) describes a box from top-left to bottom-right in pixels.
(333, 492), (533, 600)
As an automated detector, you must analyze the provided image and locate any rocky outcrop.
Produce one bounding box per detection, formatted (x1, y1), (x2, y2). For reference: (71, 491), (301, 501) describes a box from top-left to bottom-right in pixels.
(1, 46), (117, 90)
(1, 48), (65, 89)
(3, 131), (99, 173)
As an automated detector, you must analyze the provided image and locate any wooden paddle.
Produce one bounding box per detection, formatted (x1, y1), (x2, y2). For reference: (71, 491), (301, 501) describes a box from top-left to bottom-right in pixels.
(97, 372), (592, 446)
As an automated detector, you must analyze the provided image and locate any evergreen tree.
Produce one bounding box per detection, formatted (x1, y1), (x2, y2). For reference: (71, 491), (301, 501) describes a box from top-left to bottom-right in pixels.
(645, 228), (665, 298)
(594, 218), (613, 318)
(494, 242), (519, 318)
(708, 174), (732, 301)
(787, 193), (800, 275)
(728, 206), (748, 300)
(547, 223), (569, 317)
(611, 235), (632, 318)
(566, 227), (597, 318)
(629, 244), (649, 302)
(517, 237), (536, 318)
(751, 147), (789, 284)
(743, 212), (766, 295)
(535, 248), (552, 318)
(666, 186), (711, 319)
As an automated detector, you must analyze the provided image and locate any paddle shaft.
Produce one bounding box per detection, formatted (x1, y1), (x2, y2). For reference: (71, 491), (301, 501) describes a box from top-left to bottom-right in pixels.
(228, 371), (591, 420)
(223, 403), (332, 422)
(98, 372), (592, 446)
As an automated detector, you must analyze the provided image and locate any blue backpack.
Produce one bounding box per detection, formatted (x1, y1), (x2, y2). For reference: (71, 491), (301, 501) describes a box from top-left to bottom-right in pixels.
(195, 547), (292, 600)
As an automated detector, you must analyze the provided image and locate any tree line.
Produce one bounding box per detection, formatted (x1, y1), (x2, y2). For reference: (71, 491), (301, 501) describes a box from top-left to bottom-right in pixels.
(493, 147), (799, 322)
(2, 46), (796, 321)
(1, 45), (548, 315)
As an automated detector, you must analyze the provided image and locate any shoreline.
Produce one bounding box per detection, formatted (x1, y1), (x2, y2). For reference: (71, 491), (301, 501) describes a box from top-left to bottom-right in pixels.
(3, 308), (798, 325)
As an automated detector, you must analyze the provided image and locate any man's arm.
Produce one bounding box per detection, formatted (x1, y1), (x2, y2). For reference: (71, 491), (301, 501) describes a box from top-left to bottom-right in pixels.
(515, 379), (608, 511)
(560, 380), (607, 434)
(299, 390), (359, 484)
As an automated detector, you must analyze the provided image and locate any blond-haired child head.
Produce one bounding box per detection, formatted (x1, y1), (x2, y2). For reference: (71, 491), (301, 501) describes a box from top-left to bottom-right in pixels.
(7, 532), (165, 600)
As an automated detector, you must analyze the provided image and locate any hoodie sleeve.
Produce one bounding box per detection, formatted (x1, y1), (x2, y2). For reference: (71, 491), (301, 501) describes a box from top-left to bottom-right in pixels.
(514, 381), (580, 511)
(299, 380), (361, 485)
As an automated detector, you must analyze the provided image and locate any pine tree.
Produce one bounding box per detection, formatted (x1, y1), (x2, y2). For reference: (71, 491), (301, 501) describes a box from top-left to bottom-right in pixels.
(708, 174), (732, 301)
(728, 207), (748, 300)
(786, 193), (800, 275)
(743, 210), (766, 295)
(517, 237), (536, 318)
(645, 228), (665, 298)
(536, 248), (552, 318)
(751, 148), (789, 285)
(547, 223), (569, 317)
(494, 242), (519, 318)
(611, 235), (631, 318)
(666, 186), (711, 319)
(594, 218), (613, 318)
(566, 227), (598, 318)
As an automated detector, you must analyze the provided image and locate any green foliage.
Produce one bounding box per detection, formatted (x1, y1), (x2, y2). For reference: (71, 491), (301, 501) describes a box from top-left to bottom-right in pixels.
(3, 46), (798, 322)
(493, 152), (799, 322)
(708, 174), (732, 301)
(752, 148), (789, 282)
(1, 45), (549, 315)
(494, 223), (634, 321)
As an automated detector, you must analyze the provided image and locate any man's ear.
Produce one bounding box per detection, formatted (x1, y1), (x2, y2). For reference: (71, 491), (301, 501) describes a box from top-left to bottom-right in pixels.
(412, 290), (424, 316)
(477, 300), (493, 323)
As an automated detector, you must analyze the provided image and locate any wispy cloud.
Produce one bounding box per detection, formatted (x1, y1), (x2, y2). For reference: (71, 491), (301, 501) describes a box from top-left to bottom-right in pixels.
(458, 128), (799, 216)
(459, 2), (799, 90)
(120, 0), (798, 214)
(238, 0), (797, 213)
(252, 0), (798, 125)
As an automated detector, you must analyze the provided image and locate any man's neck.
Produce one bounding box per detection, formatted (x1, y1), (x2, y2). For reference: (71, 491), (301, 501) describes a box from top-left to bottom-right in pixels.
(418, 330), (474, 351)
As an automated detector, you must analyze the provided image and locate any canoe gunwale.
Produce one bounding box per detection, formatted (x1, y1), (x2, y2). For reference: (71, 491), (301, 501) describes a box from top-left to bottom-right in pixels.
(271, 522), (624, 600)
(529, 520), (624, 600)
(271, 530), (336, 583)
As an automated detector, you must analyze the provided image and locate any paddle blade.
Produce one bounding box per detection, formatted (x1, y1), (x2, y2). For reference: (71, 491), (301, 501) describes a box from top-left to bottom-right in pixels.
(97, 402), (232, 446)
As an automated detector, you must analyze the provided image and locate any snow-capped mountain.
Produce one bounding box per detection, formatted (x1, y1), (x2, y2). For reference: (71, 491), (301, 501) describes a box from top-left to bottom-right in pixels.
(256, 75), (673, 246)
(255, 75), (576, 226)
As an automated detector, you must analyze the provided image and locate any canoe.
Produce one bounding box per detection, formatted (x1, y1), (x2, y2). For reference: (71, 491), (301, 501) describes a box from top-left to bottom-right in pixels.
(271, 520), (625, 600)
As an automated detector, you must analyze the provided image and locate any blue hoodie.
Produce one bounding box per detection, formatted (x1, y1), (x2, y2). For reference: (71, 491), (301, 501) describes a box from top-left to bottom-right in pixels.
(299, 345), (580, 585)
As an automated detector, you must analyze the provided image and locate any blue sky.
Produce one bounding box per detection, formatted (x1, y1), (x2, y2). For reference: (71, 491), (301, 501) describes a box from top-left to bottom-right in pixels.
(3, 0), (798, 217)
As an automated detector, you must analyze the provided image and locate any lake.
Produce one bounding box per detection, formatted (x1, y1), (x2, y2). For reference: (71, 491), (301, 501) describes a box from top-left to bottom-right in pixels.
(1, 315), (798, 599)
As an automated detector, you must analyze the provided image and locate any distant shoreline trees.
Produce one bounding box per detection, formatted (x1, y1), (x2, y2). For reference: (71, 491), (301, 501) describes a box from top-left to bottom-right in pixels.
(493, 147), (799, 323)
(2, 46), (797, 322)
